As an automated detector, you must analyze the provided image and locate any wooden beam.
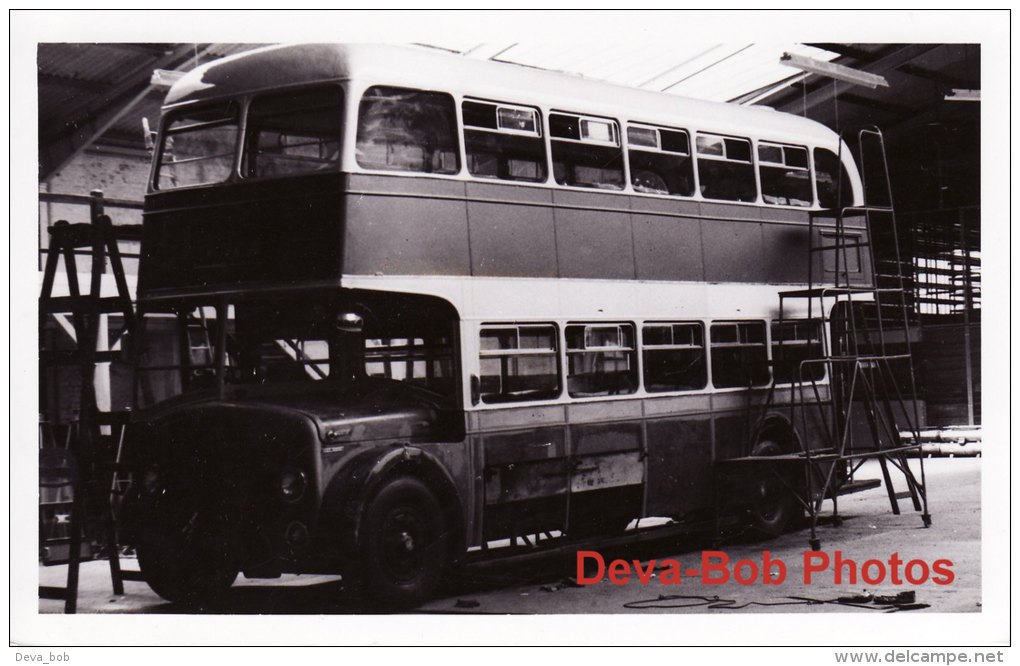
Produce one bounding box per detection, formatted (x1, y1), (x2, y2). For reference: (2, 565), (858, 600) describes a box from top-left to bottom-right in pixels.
(772, 44), (940, 117)
(38, 73), (109, 94)
(837, 92), (915, 116)
(805, 43), (884, 63)
(39, 44), (212, 180)
(896, 63), (973, 90)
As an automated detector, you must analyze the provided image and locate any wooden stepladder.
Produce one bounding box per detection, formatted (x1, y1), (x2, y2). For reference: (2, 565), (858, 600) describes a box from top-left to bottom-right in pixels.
(38, 190), (145, 613)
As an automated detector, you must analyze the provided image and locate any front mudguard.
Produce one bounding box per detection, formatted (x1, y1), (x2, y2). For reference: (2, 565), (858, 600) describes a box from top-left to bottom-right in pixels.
(318, 444), (464, 567)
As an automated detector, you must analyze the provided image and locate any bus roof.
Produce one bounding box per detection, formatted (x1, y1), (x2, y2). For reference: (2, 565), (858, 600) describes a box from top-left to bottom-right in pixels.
(166, 43), (840, 148)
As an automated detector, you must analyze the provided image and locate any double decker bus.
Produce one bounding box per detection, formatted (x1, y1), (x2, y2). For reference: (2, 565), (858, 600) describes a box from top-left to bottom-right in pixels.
(124, 43), (867, 607)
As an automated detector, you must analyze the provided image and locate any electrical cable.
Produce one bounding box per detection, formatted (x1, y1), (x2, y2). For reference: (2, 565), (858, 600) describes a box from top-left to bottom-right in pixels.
(624, 593), (929, 612)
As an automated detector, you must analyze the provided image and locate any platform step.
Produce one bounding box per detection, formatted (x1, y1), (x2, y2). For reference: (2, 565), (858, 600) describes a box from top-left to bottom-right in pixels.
(837, 478), (882, 496)
(119, 570), (147, 582)
(779, 286), (906, 299)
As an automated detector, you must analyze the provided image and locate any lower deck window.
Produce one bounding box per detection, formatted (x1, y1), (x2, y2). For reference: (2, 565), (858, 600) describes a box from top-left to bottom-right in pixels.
(479, 325), (560, 403)
(566, 323), (637, 397)
(642, 322), (707, 392)
(710, 321), (770, 388)
(771, 320), (825, 384)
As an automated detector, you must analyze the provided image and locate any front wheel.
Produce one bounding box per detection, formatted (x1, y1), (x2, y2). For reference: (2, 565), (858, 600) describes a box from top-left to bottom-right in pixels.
(133, 495), (240, 604)
(353, 477), (450, 609)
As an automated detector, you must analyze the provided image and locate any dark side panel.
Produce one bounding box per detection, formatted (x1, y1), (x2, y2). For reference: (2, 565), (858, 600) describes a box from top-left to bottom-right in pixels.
(140, 173), (344, 295)
(644, 416), (713, 517)
(342, 175), (841, 285)
(141, 173), (861, 295)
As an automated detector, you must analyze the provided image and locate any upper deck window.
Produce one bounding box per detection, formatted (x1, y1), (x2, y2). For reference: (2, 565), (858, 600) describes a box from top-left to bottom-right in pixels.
(356, 86), (459, 175)
(626, 124), (694, 197)
(549, 112), (624, 190)
(462, 100), (547, 183)
(814, 148), (854, 210)
(758, 141), (812, 207)
(156, 102), (239, 190)
(696, 133), (756, 203)
(243, 86), (343, 178)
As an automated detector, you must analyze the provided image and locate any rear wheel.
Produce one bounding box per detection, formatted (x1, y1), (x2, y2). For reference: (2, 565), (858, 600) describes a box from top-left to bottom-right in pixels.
(748, 438), (798, 539)
(354, 477), (450, 609)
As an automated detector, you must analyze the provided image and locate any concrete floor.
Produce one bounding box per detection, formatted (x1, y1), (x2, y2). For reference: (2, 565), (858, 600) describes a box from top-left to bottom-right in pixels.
(39, 457), (980, 615)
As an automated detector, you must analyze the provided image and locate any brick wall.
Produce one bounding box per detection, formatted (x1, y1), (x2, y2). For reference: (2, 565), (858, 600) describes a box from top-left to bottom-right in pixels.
(39, 149), (150, 275)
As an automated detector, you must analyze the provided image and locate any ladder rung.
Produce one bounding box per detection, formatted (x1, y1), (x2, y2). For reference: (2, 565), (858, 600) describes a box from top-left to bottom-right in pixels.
(779, 287), (904, 299)
(46, 223), (100, 248)
(811, 242), (871, 252)
(40, 350), (123, 365)
(42, 295), (131, 314)
(39, 585), (70, 600)
(46, 222), (143, 244)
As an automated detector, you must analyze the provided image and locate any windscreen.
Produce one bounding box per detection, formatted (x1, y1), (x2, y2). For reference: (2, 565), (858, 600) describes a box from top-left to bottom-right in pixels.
(156, 102), (239, 190)
(134, 296), (457, 408)
(243, 86), (343, 178)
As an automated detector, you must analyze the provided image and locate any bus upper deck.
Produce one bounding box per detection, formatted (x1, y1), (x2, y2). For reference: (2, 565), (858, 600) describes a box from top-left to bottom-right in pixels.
(140, 43), (868, 299)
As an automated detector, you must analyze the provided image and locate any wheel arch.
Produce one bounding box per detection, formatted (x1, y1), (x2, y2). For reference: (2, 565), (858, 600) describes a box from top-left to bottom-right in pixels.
(320, 444), (466, 562)
(750, 412), (802, 455)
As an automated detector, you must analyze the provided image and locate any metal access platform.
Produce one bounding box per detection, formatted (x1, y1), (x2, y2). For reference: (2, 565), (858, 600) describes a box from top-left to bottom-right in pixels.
(719, 127), (931, 550)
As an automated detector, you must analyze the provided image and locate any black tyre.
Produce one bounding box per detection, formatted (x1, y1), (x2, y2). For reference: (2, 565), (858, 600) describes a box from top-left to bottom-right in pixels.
(748, 439), (798, 539)
(134, 498), (240, 604)
(355, 477), (450, 609)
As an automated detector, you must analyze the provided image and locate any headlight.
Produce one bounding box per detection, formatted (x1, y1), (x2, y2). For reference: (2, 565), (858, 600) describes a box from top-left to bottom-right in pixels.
(279, 468), (306, 502)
